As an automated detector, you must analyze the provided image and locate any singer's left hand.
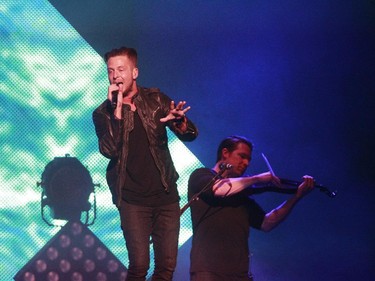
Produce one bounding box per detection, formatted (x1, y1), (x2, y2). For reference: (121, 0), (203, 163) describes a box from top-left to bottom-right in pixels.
(160, 101), (190, 123)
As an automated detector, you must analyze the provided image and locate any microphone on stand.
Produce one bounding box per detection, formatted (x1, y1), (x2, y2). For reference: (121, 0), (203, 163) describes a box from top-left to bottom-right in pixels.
(180, 163), (232, 216)
(219, 163), (233, 170)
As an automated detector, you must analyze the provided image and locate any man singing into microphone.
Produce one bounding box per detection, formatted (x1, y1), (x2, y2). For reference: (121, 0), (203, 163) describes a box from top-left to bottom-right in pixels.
(188, 135), (314, 281)
(93, 47), (198, 281)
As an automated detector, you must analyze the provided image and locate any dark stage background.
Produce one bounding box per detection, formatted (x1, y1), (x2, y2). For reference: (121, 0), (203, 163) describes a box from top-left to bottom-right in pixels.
(1, 1), (374, 280)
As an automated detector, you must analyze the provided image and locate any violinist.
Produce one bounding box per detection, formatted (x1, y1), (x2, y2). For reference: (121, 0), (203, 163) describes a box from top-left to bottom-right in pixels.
(187, 135), (315, 281)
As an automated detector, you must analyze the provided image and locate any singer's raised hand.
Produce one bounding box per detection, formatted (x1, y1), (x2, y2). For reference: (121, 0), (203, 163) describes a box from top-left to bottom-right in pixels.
(160, 100), (191, 123)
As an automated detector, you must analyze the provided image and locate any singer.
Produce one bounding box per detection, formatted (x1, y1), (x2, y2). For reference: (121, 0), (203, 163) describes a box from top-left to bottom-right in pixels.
(92, 47), (198, 281)
(188, 135), (314, 281)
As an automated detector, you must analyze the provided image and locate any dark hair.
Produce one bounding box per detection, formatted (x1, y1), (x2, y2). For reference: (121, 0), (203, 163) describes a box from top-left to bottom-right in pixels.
(216, 135), (253, 162)
(104, 47), (138, 66)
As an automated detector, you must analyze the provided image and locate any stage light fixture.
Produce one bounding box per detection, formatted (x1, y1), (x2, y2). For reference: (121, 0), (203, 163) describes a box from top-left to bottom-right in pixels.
(14, 221), (128, 281)
(14, 156), (128, 280)
(38, 155), (97, 225)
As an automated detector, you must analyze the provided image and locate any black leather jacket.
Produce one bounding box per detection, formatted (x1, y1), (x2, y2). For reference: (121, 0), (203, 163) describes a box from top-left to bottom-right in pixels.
(93, 87), (198, 207)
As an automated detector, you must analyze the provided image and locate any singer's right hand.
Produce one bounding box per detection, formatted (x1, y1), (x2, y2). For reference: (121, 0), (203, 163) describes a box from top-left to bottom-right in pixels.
(108, 83), (123, 119)
(107, 83), (122, 103)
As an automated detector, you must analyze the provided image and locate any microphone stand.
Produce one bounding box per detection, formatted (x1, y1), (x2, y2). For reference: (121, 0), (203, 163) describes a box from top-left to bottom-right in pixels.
(180, 167), (227, 216)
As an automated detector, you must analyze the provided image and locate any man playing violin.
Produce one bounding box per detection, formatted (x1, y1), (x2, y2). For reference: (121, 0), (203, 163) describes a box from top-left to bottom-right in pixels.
(188, 135), (314, 281)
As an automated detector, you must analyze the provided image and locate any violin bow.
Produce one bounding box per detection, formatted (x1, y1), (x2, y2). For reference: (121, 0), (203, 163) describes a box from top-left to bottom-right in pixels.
(260, 153), (337, 198)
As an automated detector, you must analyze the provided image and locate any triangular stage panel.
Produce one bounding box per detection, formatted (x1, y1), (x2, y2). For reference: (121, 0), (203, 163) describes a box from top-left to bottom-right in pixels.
(14, 221), (127, 281)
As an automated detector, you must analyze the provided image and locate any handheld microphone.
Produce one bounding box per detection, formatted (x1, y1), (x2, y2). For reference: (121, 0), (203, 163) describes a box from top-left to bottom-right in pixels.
(111, 82), (123, 109)
(111, 92), (118, 109)
(219, 163), (233, 170)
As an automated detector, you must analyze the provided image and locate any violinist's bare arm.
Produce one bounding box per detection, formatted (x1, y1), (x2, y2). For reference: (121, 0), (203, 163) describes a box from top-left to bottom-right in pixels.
(260, 175), (315, 232)
(213, 172), (280, 196)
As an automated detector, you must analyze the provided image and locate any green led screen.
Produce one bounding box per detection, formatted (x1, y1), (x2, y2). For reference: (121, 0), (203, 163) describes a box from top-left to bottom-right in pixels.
(0, 1), (201, 279)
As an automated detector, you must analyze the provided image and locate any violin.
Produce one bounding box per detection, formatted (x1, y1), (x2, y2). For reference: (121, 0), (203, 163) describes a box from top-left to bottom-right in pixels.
(259, 153), (337, 198)
(282, 178), (337, 197)
(251, 178), (337, 198)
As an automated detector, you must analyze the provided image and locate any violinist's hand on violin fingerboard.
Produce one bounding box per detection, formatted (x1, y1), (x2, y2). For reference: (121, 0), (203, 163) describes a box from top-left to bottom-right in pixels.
(296, 175), (315, 198)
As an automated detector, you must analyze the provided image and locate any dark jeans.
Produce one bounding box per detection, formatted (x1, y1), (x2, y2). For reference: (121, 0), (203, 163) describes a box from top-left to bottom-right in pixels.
(120, 201), (180, 281)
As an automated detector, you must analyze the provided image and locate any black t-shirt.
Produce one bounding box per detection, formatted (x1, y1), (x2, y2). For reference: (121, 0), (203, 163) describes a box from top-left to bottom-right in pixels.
(122, 111), (179, 207)
(188, 168), (266, 276)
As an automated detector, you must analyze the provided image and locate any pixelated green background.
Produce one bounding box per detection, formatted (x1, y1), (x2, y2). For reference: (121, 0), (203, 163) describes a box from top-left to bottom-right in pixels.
(0, 1), (201, 279)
